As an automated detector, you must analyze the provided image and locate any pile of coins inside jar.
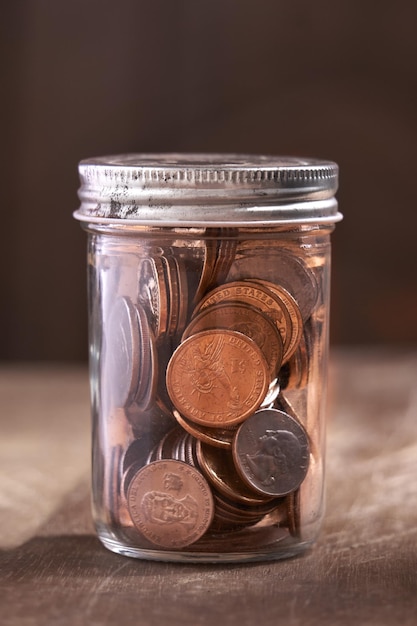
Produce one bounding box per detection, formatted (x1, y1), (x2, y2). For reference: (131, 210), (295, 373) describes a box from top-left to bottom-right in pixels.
(105, 232), (320, 550)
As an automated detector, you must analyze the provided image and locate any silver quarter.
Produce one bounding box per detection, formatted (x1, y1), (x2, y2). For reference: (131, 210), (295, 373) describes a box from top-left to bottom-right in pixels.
(233, 408), (310, 497)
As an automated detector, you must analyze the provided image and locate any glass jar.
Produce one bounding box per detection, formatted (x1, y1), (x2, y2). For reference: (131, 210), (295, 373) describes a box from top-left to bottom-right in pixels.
(74, 154), (341, 563)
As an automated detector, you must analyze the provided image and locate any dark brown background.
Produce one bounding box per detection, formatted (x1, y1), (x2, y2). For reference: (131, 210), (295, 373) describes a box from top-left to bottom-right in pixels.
(2, 0), (417, 361)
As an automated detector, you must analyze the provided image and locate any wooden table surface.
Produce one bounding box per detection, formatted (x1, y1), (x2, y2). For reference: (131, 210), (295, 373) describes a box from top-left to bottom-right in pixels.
(1, 349), (417, 626)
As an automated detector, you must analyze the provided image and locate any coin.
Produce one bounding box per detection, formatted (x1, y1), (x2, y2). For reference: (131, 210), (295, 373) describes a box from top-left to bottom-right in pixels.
(166, 329), (270, 427)
(210, 494), (267, 531)
(170, 254), (189, 340)
(260, 378), (281, 408)
(173, 409), (235, 450)
(233, 408), (310, 497)
(196, 440), (272, 506)
(128, 397), (176, 440)
(214, 492), (278, 520)
(272, 250), (319, 322)
(194, 281), (293, 360)
(123, 438), (150, 474)
(228, 249), (318, 321)
(105, 296), (141, 408)
(191, 236), (218, 307)
(285, 490), (298, 537)
(173, 431), (189, 463)
(184, 433), (199, 468)
(205, 231), (238, 292)
(108, 444), (123, 526)
(278, 330), (309, 391)
(210, 491), (284, 533)
(138, 256), (169, 339)
(251, 280), (303, 362)
(286, 452), (323, 540)
(122, 459), (146, 498)
(133, 304), (158, 411)
(127, 459), (214, 548)
(155, 427), (183, 461)
(183, 302), (283, 377)
(163, 255), (180, 338)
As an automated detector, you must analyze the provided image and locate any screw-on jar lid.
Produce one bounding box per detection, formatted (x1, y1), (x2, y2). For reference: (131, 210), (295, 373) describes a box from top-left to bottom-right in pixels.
(75, 153), (341, 226)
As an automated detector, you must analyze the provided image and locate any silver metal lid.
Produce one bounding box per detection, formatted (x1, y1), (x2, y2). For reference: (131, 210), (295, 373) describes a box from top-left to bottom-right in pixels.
(75, 153), (341, 226)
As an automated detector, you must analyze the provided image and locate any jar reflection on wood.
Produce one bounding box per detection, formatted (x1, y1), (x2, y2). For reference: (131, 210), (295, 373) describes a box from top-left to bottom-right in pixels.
(74, 154), (341, 562)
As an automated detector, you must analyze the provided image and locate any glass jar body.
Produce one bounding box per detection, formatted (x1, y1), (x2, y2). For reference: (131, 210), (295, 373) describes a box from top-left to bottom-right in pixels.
(86, 223), (333, 562)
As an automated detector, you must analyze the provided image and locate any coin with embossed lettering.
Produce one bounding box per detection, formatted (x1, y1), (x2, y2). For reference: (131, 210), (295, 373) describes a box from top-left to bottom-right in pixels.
(194, 281), (293, 361)
(251, 280), (303, 362)
(233, 408), (310, 497)
(127, 459), (214, 548)
(183, 302), (283, 377)
(166, 329), (270, 427)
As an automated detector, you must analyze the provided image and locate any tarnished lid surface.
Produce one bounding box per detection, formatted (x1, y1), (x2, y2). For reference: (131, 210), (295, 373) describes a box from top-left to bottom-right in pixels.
(75, 153), (341, 226)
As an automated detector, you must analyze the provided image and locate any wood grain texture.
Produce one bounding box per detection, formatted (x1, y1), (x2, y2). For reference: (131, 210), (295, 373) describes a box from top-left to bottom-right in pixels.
(1, 350), (417, 625)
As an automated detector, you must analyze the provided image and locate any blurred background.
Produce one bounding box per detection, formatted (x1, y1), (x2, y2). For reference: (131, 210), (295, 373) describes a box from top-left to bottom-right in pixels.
(1, 0), (416, 361)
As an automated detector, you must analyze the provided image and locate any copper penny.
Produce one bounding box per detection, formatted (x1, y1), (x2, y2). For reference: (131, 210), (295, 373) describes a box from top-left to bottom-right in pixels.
(127, 459), (214, 549)
(210, 494), (265, 530)
(233, 408), (310, 497)
(166, 329), (270, 427)
(191, 236), (218, 307)
(194, 281), (292, 360)
(251, 280), (303, 362)
(196, 440), (272, 506)
(205, 231), (238, 292)
(285, 490), (299, 537)
(155, 427), (184, 461)
(210, 491), (283, 532)
(173, 409), (235, 450)
(183, 302), (283, 377)
(173, 431), (189, 463)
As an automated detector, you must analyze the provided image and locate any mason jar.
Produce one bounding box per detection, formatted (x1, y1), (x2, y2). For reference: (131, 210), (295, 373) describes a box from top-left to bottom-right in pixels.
(74, 154), (342, 563)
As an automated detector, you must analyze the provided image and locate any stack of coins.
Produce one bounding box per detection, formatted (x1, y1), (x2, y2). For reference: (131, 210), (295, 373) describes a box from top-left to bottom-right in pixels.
(111, 235), (318, 549)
